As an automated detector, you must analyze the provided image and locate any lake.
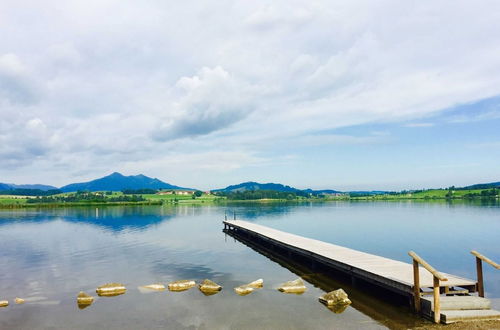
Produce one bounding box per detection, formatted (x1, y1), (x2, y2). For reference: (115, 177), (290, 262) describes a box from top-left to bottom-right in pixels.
(0, 201), (498, 329)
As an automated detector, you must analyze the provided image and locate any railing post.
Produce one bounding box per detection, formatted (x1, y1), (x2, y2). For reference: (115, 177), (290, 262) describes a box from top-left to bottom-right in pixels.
(476, 256), (484, 297)
(433, 276), (441, 324)
(412, 259), (421, 312)
(409, 251), (447, 323)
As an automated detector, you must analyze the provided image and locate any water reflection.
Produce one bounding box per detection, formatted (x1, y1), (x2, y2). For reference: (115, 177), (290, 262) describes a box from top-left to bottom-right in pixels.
(0, 201), (498, 329)
(224, 228), (425, 330)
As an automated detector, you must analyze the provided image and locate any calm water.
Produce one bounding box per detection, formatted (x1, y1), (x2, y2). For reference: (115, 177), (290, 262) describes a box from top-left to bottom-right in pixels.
(0, 201), (498, 329)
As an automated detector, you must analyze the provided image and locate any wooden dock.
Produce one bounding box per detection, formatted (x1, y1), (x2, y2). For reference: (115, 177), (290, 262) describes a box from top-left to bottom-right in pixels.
(223, 220), (500, 324)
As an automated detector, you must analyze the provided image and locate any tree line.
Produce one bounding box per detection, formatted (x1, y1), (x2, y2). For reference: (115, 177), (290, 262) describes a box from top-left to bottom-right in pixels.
(214, 190), (309, 200)
(26, 191), (146, 204)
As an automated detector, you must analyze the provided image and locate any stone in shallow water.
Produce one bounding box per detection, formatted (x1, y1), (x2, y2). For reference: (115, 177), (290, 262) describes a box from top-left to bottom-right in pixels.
(198, 279), (222, 296)
(77, 292), (94, 309)
(246, 279), (263, 288)
(168, 280), (196, 292)
(326, 303), (350, 314)
(234, 286), (254, 296)
(234, 279), (264, 296)
(318, 289), (351, 314)
(0, 300), (8, 307)
(141, 284), (166, 291)
(14, 298), (25, 304)
(96, 283), (127, 297)
(278, 278), (307, 294)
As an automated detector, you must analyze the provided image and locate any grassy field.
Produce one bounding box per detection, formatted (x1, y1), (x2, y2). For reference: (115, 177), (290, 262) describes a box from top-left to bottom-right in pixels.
(347, 188), (497, 200)
(0, 195), (28, 205)
(0, 191), (219, 208)
(140, 193), (218, 203)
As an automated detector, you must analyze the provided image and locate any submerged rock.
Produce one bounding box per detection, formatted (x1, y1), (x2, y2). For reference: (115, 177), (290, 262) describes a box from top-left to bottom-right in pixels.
(198, 279), (222, 296)
(278, 278), (307, 294)
(140, 284), (166, 291)
(96, 283), (127, 297)
(76, 292), (94, 309)
(168, 280), (196, 292)
(234, 279), (264, 296)
(0, 300), (8, 307)
(318, 289), (351, 314)
(325, 302), (350, 314)
(14, 298), (25, 304)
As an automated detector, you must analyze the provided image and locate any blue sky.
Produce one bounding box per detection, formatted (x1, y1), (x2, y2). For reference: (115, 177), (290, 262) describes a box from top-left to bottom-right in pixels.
(0, 1), (499, 191)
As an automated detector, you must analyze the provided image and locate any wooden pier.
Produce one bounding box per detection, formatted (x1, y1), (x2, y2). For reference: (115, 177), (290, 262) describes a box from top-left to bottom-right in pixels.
(223, 220), (500, 324)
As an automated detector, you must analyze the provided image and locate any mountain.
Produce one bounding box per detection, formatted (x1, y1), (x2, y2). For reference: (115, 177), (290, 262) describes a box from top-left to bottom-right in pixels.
(0, 183), (57, 191)
(213, 181), (300, 193)
(213, 181), (340, 194)
(10, 184), (58, 191)
(461, 181), (500, 190)
(60, 172), (191, 192)
(0, 183), (11, 190)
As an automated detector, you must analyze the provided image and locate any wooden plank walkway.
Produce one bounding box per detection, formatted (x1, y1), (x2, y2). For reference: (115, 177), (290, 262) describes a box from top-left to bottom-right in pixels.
(223, 220), (477, 298)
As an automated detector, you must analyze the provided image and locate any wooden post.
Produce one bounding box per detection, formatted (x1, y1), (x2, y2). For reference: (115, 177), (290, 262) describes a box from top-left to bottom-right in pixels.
(476, 256), (484, 297)
(413, 259), (421, 312)
(433, 276), (440, 324)
(233, 211), (236, 220)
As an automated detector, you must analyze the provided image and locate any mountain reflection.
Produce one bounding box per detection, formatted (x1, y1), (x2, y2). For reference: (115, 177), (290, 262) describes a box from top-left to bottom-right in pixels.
(0, 205), (178, 231)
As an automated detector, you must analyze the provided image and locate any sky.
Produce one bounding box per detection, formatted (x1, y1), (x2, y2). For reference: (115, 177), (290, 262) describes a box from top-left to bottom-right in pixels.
(1, 0), (500, 191)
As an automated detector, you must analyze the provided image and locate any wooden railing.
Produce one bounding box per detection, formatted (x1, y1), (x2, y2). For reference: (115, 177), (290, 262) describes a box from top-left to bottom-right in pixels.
(409, 251), (448, 324)
(471, 250), (500, 297)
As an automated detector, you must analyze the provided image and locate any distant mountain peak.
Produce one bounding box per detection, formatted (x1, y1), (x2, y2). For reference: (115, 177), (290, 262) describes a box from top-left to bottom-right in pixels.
(59, 173), (192, 192)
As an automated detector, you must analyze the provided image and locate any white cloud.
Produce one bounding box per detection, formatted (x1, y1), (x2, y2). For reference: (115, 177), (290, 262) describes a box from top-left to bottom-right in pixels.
(0, 0), (500, 186)
(0, 53), (40, 104)
(244, 4), (314, 30)
(152, 66), (255, 141)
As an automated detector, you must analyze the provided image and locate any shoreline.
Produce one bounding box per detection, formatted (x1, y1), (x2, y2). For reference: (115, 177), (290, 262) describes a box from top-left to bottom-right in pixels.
(0, 196), (498, 209)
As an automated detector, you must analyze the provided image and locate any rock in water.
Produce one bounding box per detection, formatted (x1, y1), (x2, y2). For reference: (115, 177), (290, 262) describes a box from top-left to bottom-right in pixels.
(14, 298), (25, 304)
(96, 283), (127, 297)
(278, 278), (307, 294)
(318, 289), (351, 314)
(234, 286), (254, 296)
(326, 302), (350, 314)
(198, 279), (222, 295)
(76, 292), (94, 309)
(0, 300), (8, 307)
(141, 284), (166, 291)
(234, 279), (264, 296)
(168, 280), (196, 292)
(246, 279), (263, 288)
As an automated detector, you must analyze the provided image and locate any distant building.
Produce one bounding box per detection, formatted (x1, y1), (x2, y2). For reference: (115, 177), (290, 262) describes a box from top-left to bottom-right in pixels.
(321, 192), (344, 197)
(156, 190), (195, 195)
(157, 191), (173, 195)
(176, 190), (194, 195)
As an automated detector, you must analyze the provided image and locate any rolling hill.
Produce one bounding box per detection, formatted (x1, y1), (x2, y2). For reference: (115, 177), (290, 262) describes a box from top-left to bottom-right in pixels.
(0, 183), (57, 191)
(461, 181), (500, 190)
(213, 181), (340, 195)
